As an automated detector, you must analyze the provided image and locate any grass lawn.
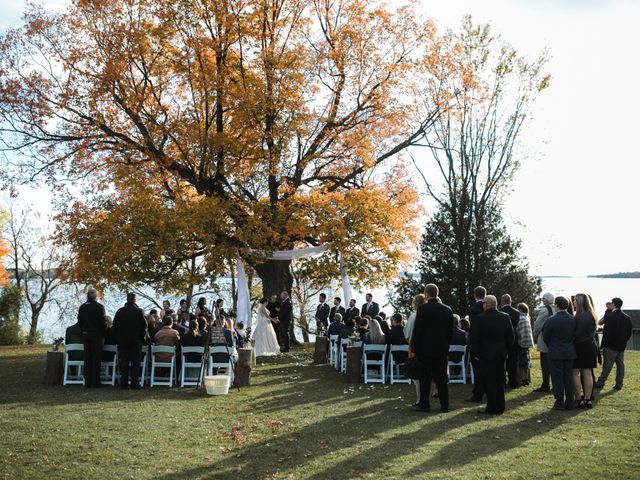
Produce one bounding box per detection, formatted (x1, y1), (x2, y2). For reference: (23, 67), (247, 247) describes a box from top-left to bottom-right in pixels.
(1, 345), (639, 479)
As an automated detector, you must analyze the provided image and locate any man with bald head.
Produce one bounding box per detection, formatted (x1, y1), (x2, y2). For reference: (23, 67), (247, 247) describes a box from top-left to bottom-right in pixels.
(501, 294), (521, 389)
(471, 295), (515, 415)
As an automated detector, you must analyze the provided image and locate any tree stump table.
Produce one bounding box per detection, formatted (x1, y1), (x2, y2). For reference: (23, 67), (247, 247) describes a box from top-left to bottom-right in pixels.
(313, 336), (328, 364)
(346, 346), (362, 383)
(250, 339), (257, 367)
(233, 348), (252, 388)
(44, 351), (64, 385)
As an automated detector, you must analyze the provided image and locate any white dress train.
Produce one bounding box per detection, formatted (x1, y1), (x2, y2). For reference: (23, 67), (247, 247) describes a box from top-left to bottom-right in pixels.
(254, 308), (281, 356)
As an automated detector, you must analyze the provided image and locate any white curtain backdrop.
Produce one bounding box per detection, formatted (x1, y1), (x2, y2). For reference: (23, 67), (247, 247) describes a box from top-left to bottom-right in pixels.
(235, 258), (252, 330)
(235, 245), (354, 331)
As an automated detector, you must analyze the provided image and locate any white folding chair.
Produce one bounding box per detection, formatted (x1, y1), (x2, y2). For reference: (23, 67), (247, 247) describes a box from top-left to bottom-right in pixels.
(340, 338), (350, 373)
(139, 345), (149, 386)
(208, 345), (234, 384)
(329, 334), (339, 368)
(363, 344), (386, 384)
(448, 345), (467, 384)
(100, 344), (118, 386)
(389, 345), (411, 384)
(63, 343), (85, 385)
(150, 345), (176, 387)
(181, 346), (205, 387)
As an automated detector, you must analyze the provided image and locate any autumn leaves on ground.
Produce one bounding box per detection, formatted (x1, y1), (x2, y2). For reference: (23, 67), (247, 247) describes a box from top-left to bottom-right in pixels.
(1, 345), (638, 480)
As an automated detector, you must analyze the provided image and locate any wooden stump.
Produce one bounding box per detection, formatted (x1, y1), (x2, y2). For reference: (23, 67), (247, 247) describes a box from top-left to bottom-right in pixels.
(250, 339), (257, 367)
(233, 348), (252, 388)
(44, 351), (64, 385)
(346, 346), (361, 384)
(313, 336), (328, 364)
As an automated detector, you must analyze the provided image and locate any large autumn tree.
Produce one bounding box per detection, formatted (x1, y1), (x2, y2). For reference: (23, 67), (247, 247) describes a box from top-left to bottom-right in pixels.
(0, 0), (461, 296)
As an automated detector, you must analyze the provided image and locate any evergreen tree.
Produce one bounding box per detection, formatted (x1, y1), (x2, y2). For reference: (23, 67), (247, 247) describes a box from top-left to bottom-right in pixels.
(0, 286), (24, 345)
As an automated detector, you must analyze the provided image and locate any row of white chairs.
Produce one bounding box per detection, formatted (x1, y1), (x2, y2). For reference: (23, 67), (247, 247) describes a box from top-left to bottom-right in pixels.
(63, 344), (235, 388)
(327, 335), (475, 385)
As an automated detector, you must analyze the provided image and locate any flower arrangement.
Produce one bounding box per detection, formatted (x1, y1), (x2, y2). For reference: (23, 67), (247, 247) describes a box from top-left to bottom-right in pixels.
(348, 331), (361, 344)
(51, 337), (64, 352)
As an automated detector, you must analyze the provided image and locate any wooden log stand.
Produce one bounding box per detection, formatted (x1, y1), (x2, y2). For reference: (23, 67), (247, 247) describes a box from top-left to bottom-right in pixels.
(233, 348), (252, 387)
(44, 351), (64, 385)
(250, 339), (257, 367)
(313, 336), (328, 364)
(346, 346), (361, 384)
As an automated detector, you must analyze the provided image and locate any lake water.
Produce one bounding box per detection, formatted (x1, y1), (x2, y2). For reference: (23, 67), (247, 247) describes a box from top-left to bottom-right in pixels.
(33, 276), (640, 341)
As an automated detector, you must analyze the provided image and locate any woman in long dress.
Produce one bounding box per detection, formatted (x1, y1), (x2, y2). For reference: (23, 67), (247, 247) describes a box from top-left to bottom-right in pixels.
(254, 298), (281, 356)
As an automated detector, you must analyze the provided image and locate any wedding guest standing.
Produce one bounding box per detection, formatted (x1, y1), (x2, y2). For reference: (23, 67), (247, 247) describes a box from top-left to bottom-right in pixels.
(177, 299), (191, 325)
(543, 296), (577, 410)
(405, 294), (426, 406)
(77, 288), (107, 388)
(516, 303), (534, 386)
(344, 299), (360, 323)
(595, 297), (632, 391)
(470, 295), (514, 415)
(532, 293), (555, 393)
(361, 293), (380, 318)
(279, 291), (293, 352)
(572, 293), (598, 408)
(411, 284), (453, 413)
(195, 297), (211, 320)
(501, 294), (521, 389)
(315, 293), (330, 333)
(467, 286), (486, 403)
(159, 300), (172, 321)
(330, 297), (346, 325)
(113, 293), (148, 389)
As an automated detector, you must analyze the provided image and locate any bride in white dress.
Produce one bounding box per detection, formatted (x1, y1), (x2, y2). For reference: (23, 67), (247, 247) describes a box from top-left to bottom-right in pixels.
(253, 298), (281, 356)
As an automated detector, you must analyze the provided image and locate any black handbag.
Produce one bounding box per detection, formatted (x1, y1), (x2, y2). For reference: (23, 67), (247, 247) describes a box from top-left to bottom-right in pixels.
(400, 357), (422, 379)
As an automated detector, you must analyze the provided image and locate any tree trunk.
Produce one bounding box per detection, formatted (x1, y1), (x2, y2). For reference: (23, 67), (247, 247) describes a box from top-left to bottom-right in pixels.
(254, 258), (300, 345)
(28, 311), (40, 345)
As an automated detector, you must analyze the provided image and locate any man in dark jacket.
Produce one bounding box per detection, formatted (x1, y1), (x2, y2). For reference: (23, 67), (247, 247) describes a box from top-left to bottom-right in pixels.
(113, 293), (148, 389)
(386, 313), (408, 364)
(278, 291), (293, 352)
(470, 295), (514, 415)
(329, 297), (346, 325)
(543, 296), (577, 409)
(411, 284), (454, 413)
(77, 288), (107, 388)
(315, 293), (330, 333)
(65, 321), (84, 361)
(595, 297), (633, 390)
(467, 286), (486, 402)
(501, 294), (521, 389)
(343, 299), (360, 324)
(361, 293), (380, 318)
(448, 315), (467, 363)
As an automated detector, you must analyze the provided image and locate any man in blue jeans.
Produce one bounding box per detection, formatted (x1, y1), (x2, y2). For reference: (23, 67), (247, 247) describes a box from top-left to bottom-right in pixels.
(595, 297), (632, 390)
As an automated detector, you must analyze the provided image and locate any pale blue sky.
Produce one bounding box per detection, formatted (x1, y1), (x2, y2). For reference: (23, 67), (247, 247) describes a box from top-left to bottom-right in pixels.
(1, 0), (639, 276)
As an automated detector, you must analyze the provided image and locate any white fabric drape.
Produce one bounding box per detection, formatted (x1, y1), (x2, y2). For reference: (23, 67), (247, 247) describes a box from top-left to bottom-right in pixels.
(235, 245), (354, 330)
(339, 253), (354, 304)
(235, 258), (252, 330)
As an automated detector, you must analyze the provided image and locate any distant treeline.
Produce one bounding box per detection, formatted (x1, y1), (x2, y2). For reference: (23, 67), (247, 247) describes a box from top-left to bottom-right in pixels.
(589, 272), (640, 279)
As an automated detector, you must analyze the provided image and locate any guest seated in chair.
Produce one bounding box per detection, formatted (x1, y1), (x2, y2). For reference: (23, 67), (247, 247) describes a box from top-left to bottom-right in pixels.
(449, 314), (467, 363)
(65, 319), (84, 361)
(386, 313), (408, 364)
(356, 316), (369, 339)
(154, 316), (181, 362)
(328, 313), (344, 337)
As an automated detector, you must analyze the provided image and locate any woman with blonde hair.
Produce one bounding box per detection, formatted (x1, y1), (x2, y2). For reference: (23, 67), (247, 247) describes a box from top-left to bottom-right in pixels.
(363, 318), (386, 345)
(404, 293), (426, 406)
(573, 293), (599, 408)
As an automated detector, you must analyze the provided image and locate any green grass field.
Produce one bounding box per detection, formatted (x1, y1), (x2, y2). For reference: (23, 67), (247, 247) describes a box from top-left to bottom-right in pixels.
(1, 345), (638, 479)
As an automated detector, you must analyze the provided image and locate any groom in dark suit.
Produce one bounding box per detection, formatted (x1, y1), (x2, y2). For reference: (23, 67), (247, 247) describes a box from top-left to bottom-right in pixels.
(279, 291), (293, 352)
(329, 297), (346, 325)
(315, 293), (330, 333)
(361, 293), (379, 318)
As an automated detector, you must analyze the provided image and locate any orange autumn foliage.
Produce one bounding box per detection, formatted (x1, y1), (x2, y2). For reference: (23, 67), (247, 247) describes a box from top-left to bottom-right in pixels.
(1, 0), (461, 292)
(0, 211), (9, 286)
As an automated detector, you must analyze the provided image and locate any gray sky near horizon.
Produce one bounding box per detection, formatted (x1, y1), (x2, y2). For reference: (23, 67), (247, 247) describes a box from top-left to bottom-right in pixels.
(1, 0), (639, 277)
